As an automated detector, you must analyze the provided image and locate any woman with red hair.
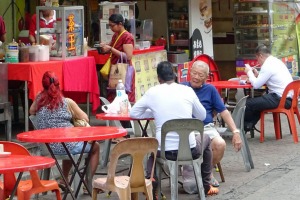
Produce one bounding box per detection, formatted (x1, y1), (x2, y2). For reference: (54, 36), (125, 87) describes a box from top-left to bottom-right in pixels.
(29, 71), (100, 193)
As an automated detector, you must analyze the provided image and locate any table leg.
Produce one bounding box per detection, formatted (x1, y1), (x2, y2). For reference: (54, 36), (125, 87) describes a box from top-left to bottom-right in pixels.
(9, 172), (23, 200)
(86, 93), (90, 121)
(100, 139), (112, 168)
(138, 120), (150, 137)
(25, 81), (28, 132)
(60, 142), (93, 198)
(45, 143), (76, 200)
(74, 141), (95, 197)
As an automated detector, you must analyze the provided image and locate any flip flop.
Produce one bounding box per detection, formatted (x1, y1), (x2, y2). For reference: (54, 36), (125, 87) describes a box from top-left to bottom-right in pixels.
(206, 185), (219, 196)
(58, 180), (73, 192)
(84, 186), (104, 195)
(210, 175), (220, 187)
(112, 137), (127, 144)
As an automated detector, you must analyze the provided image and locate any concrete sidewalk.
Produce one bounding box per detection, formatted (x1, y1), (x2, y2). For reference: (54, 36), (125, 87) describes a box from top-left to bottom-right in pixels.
(1, 107), (300, 200)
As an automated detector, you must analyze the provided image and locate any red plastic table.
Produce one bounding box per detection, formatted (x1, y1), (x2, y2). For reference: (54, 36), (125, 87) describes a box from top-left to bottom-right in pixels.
(0, 155), (55, 200)
(209, 80), (254, 99)
(209, 80), (253, 89)
(96, 113), (154, 137)
(17, 126), (127, 199)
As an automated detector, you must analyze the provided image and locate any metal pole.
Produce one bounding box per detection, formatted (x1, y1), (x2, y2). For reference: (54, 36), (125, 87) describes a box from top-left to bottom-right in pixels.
(12, 0), (15, 38)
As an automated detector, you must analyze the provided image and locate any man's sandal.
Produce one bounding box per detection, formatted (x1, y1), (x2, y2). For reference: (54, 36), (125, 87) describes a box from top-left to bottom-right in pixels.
(210, 175), (220, 187)
(206, 185), (219, 196)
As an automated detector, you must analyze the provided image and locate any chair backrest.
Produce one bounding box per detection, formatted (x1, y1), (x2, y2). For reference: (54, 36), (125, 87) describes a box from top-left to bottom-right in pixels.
(106, 138), (158, 188)
(230, 96), (248, 130)
(29, 115), (38, 130)
(187, 54), (221, 82)
(0, 141), (41, 198)
(160, 118), (204, 161)
(29, 115), (51, 156)
(278, 80), (300, 110)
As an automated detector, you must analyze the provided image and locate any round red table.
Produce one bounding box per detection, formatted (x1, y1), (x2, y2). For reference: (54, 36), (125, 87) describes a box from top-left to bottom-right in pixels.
(0, 155), (55, 200)
(96, 113), (154, 137)
(17, 126), (127, 143)
(0, 155), (55, 173)
(209, 80), (252, 89)
(17, 126), (127, 199)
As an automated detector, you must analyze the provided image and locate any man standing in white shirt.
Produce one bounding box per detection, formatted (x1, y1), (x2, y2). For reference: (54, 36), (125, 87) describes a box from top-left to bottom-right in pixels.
(130, 61), (219, 196)
(244, 44), (293, 131)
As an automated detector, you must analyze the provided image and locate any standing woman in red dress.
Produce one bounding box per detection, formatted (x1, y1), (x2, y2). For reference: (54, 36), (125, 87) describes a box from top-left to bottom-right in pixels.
(100, 13), (135, 103)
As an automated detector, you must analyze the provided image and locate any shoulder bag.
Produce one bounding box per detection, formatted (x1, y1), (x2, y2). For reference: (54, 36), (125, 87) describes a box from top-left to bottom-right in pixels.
(66, 98), (90, 127)
(100, 30), (126, 80)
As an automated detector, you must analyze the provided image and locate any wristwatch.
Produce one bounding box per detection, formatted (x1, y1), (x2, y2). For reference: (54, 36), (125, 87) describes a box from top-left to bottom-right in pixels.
(232, 129), (240, 134)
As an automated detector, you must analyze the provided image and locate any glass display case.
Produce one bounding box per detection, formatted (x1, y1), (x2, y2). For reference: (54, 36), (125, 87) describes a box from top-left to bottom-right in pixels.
(167, 0), (189, 52)
(234, 0), (298, 76)
(36, 6), (84, 60)
(98, 1), (136, 45)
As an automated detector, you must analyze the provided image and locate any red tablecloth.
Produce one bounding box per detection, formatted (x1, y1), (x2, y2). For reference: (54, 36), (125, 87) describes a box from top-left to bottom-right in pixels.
(8, 56), (100, 113)
(88, 46), (165, 65)
(62, 57), (100, 113)
(88, 50), (110, 65)
(8, 61), (64, 100)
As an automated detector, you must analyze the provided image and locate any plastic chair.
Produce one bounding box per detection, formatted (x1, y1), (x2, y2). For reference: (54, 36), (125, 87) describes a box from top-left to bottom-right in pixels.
(29, 115), (92, 194)
(187, 54), (221, 83)
(0, 102), (11, 141)
(156, 118), (206, 200)
(218, 96), (254, 172)
(260, 80), (300, 143)
(0, 141), (61, 200)
(186, 54), (222, 95)
(92, 137), (158, 200)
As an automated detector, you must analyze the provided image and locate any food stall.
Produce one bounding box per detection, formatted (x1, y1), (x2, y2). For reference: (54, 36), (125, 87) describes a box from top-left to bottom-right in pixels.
(88, 1), (168, 102)
(36, 6), (85, 60)
(5, 5), (100, 131)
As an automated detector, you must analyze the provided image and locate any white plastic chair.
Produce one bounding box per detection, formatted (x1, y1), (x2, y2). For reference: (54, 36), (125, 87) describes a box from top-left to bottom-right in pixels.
(156, 118), (206, 200)
(218, 96), (254, 171)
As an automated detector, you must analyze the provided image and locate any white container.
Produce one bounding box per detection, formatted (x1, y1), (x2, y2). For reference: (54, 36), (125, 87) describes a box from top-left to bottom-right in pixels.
(38, 45), (50, 61)
(29, 45), (39, 62)
(5, 40), (19, 63)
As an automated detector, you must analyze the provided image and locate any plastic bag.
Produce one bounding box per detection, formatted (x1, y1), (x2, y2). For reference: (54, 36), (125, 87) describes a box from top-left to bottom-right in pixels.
(125, 65), (134, 92)
(101, 94), (131, 114)
(101, 96), (120, 114)
(182, 165), (198, 194)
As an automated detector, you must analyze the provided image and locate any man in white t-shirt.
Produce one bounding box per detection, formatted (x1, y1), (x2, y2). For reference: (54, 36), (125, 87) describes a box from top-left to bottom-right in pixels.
(130, 61), (219, 196)
(244, 44), (293, 131)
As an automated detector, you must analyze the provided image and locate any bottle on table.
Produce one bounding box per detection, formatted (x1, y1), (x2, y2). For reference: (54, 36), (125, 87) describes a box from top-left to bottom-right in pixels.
(116, 80), (128, 115)
(170, 33), (175, 45)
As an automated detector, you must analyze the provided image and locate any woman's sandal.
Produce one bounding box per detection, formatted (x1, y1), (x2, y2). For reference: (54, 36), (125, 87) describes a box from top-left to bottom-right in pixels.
(112, 137), (127, 144)
(206, 185), (219, 196)
(83, 185), (104, 195)
(58, 179), (73, 192)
